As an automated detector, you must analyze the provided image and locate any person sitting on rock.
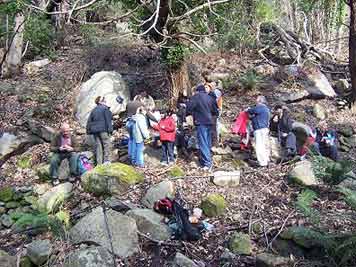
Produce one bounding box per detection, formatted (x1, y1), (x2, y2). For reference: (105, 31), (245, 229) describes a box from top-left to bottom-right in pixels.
(152, 109), (176, 166)
(314, 121), (339, 161)
(50, 123), (79, 186)
(271, 105), (297, 159)
(86, 96), (113, 165)
(134, 91), (155, 111)
(247, 95), (271, 167)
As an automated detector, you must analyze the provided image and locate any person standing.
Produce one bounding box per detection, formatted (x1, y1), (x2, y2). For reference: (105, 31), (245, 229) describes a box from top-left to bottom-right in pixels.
(247, 96), (271, 167)
(153, 109), (176, 166)
(50, 123), (78, 185)
(186, 84), (219, 171)
(86, 96), (113, 165)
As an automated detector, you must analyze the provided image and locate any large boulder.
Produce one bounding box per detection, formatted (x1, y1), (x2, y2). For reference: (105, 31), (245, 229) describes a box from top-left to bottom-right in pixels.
(75, 71), (129, 127)
(63, 246), (114, 267)
(228, 232), (252, 255)
(126, 209), (171, 241)
(141, 180), (175, 208)
(0, 250), (16, 267)
(27, 239), (52, 266)
(289, 161), (318, 186)
(0, 132), (39, 157)
(270, 137), (282, 161)
(173, 253), (199, 267)
(81, 163), (144, 196)
(200, 194), (227, 217)
(277, 65), (336, 97)
(256, 253), (292, 267)
(69, 207), (139, 258)
(37, 182), (73, 213)
(25, 120), (55, 142)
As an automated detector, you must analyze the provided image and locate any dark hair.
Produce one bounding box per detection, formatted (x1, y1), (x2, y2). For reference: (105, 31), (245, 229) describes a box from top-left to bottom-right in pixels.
(95, 96), (103, 105)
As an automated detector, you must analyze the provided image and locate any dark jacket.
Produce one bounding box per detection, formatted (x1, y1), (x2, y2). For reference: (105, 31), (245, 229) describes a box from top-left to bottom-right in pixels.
(86, 104), (113, 134)
(186, 91), (219, 126)
(248, 104), (270, 131)
(50, 133), (79, 153)
(316, 129), (337, 147)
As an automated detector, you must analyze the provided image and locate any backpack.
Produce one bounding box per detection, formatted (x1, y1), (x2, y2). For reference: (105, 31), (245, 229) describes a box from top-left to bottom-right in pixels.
(154, 198), (173, 215)
(171, 200), (202, 241)
(77, 155), (93, 175)
(126, 118), (136, 137)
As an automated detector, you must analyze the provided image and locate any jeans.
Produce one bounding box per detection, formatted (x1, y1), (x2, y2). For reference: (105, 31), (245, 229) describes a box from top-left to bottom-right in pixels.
(128, 136), (135, 161)
(197, 125), (212, 168)
(161, 141), (175, 164)
(50, 152), (77, 179)
(281, 132), (297, 155)
(130, 142), (144, 167)
(93, 132), (111, 165)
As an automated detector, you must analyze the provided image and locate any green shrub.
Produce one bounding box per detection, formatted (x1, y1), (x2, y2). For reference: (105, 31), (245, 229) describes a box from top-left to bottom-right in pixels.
(161, 42), (190, 69)
(239, 70), (261, 90)
(24, 15), (55, 58)
(338, 188), (356, 210)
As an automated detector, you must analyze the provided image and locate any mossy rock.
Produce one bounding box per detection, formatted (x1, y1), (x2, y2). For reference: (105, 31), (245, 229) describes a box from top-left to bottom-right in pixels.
(36, 164), (51, 181)
(20, 256), (34, 267)
(200, 193), (226, 217)
(280, 227), (332, 249)
(0, 186), (14, 202)
(228, 232), (252, 255)
(17, 155), (32, 169)
(81, 163), (145, 196)
(5, 201), (20, 209)
(168, 166), (185, 178)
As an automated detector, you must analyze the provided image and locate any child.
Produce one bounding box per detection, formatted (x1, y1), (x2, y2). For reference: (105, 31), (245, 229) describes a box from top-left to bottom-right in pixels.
(154, 109), (176, 166)
(126, 106), (150, 168)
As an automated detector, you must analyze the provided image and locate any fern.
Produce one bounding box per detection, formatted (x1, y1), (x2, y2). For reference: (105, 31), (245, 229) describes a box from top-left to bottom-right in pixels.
(334, 235), (356, 266)
(296, 189), (320, 223)
(338, 188), (356, 210)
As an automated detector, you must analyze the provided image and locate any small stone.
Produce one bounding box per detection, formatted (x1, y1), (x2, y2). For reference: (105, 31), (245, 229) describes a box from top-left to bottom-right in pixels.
(1, 214), (14, 228)
(256, 253), (291, 267)
(63, 246), (114, 267)
(0, 202), (4, 206)
(212, 146), (233, 155)
(289, 160), (318, 186)
(5, 201), (20, 209)
(313, 103), (327, 120)
(212, 170), (240, 187)
(228, 232), (252, 255)
(0, 207), (6, 214)
(33, 184), (51, 196)
(0, 249), (16, 267)
(173, 252), (199, 267)
(17, 186), (33, 193)
(200, 194), (227, 217)
(168, 166), (185, 178)
(0, 187), (14, 202)
(27, 239), (52, 266)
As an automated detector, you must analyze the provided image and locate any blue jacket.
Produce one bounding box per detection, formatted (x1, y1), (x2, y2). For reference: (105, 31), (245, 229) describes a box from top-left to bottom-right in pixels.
(186, 91), (219, 126)
(86, 104), (113, 134)
(248, 104), (270, 131)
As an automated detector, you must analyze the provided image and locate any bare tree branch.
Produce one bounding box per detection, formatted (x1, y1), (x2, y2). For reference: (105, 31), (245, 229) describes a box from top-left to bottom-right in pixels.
(25, 0), (100, 15)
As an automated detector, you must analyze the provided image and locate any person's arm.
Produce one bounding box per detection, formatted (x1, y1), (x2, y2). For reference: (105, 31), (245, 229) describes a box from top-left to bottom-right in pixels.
(164, 119), (176, 133)
(86, 111), (93, 134)
(211, 100), (219, 116)
(105, 108), (113, 134)
(50, 135), (60, 153)
(138, 116), (150, 139)
(186, 98), (195, 116)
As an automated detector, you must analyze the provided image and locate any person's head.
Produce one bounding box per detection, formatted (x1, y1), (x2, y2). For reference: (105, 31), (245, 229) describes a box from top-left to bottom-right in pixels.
(319, 120), (328, 131)
(60, 123), (71, 138)
(205, 82), (214, 93)
(95, 96), (106, 105)
(256, 95), (267, 105)
(196, 84), (207, 93)
(137, 106), (146, 115)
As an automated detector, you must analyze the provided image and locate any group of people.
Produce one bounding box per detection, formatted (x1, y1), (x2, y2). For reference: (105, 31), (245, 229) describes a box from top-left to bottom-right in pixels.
(233, 98), (339, 167)
(48, 82), (339, 185)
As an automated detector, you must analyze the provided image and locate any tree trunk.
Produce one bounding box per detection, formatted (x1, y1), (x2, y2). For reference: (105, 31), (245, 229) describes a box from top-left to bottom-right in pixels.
(2, 13), (25, 78)
(350, 0), (356, 103)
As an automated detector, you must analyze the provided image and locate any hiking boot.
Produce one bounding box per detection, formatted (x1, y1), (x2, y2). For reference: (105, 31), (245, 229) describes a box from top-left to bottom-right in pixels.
(161, 162), (169, 167)
(202, 166), (212, 172)
(68, 176), (77, 183)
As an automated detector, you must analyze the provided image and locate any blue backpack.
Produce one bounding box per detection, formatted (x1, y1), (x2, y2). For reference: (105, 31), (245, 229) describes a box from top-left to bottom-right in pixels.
(77, 155), (93, 175)
(126, 118), (136, 138)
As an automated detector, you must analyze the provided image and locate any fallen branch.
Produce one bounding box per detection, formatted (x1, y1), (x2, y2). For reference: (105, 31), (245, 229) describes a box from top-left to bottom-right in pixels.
(267, 211), (295, 250)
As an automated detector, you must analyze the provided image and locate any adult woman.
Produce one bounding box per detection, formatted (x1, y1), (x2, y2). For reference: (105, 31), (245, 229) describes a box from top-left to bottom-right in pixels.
(86, 96), (113, 165)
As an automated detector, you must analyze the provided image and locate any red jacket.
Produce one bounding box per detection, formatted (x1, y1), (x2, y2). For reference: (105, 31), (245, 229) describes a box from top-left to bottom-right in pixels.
(153, 116), (176, 142)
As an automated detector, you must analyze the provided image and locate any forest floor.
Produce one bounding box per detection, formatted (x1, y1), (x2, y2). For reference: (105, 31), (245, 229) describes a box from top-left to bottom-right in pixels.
(0, 46), (356, 267)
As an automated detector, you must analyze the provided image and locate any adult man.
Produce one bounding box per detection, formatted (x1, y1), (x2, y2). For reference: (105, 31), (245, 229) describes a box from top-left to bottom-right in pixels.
(186, 84), (219, 171)
(247, 96), (271, 167)
(50, 123), (78, 185)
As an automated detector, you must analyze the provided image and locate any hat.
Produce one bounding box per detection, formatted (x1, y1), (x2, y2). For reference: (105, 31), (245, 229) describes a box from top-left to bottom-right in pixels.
(196, 84), (206, 92)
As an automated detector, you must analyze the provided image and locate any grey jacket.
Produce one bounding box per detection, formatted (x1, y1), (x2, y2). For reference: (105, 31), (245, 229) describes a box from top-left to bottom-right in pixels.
(132, 113), (150, 143)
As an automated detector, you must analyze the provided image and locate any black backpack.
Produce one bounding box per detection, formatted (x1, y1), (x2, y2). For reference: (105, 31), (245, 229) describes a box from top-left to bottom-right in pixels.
(172, 200), (202, 241)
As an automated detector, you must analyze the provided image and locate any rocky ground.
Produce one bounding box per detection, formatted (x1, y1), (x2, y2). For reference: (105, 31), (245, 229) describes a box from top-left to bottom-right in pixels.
(0, 46), (356, 267)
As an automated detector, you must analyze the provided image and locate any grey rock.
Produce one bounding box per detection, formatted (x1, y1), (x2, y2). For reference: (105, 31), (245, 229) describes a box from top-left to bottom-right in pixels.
(1, 214), (14, 228)
(338, 178), (356, 191)
(25, 120), (55, 142)
(0, 249), (16, 267)
(17, 186), (33, 193)
(37, 182), (73, 213)
(5, 201), (20, 209)
(27, 239), (52, 266)
(289, 160), (318, 186)
(313, 103), (327, 120)
(33, 183), (52, 196)
(0, 132), (31, 157)
(142, 180), (175, 208)
(0, 207), (6, 215)
(256, 253), (292, 267)
(75, 71), (129, 127)
(173, 252), (199, 267)
(334, 79), (349, 95)
(228, 232), (252, 255)
(337, 125), (354, 137)
(280, 90), (308, 102)
(69, 207), (139, 258)
(270, 136), (282, 161)
(63, 246), (114, 267)
(211, 146), (233, 155)
(126, 209), (171, 241)
(0, 202), (4, 206)
(212, 170), (240, 187)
